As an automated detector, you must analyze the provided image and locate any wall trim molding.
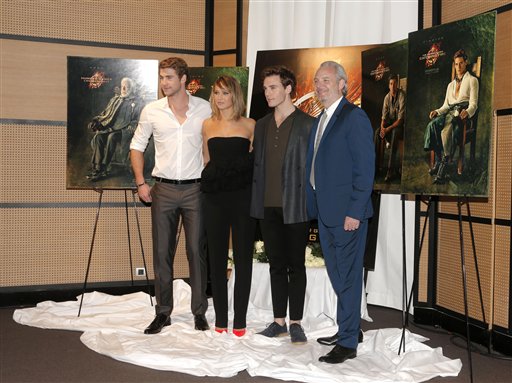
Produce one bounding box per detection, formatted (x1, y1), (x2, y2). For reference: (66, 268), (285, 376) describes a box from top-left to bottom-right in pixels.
(1, 118), (66, 126)
(0, 280), (156, 308)
(0, 33), (204, 55)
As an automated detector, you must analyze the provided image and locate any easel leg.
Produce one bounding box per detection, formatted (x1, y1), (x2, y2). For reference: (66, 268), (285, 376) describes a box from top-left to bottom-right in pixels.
(78, 189), (104, 317)
(132, 191), (153, 306)
(465, 196), (488, 335)
(124, 190), (134, 285)
(399, 196), (432, 355)
(457, 197), (474, 383)
(400, 194), (407, 354)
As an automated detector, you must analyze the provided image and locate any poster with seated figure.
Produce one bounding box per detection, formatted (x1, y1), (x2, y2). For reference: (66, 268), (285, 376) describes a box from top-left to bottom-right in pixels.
(362, 39), (408, 192)
(401, 12), (496, 197)
(67, 57), (158, 189)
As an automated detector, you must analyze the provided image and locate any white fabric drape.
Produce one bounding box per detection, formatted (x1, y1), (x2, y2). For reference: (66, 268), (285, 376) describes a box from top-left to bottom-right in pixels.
(246, 0), (419, 311)
(13, 281), (462, 382)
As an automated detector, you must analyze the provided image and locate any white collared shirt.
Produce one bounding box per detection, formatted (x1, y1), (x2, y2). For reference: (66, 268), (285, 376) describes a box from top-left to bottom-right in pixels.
(313, 96), (343, 146)
(130, 94), (212, 180)
(436, 71), (479, 118)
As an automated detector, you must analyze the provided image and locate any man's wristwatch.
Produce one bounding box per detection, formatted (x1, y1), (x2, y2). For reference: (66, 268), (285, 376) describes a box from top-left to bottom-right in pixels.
(136, 181), (145, 187)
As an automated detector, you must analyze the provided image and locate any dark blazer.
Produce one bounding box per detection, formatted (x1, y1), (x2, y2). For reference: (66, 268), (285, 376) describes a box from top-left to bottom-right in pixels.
(305, 98), (375, 226)
(250, 108), (314, 224)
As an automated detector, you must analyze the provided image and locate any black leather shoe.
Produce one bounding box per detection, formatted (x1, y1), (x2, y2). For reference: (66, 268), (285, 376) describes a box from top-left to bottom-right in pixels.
(317, 333), (339, 346)
(144, 314), (171, 334)
(194, 314), (210, 331)
(317, 330), (364, 345)
(319, 344), (357, 364)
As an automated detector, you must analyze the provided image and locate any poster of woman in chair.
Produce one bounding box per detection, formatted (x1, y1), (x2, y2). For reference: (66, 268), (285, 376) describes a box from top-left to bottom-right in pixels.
(401, 12), (496, 197)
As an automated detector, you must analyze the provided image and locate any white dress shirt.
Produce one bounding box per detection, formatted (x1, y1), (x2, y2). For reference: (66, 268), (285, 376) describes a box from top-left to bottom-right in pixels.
(130, 94), (212, 180)
(436, 71), (479, 118)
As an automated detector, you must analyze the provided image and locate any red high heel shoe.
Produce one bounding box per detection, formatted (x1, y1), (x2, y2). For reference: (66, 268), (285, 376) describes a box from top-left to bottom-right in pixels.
(215, 327), (228, 334)
(233, 328), (246, 337)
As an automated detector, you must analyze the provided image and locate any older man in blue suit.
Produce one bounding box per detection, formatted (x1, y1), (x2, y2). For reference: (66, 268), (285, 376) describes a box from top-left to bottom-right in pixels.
(306, 61), (375, 364)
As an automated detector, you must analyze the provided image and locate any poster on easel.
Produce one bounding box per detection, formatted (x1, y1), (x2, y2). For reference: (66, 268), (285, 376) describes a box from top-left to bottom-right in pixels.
(362, 39), (408, 192)
(401, 12), (496, 197)
(67, 57), (158, 189)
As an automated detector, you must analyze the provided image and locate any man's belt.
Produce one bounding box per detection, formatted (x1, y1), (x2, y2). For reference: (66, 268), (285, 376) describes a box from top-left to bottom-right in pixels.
(448, 101), (469, 111)
(153, 177), (201, 185)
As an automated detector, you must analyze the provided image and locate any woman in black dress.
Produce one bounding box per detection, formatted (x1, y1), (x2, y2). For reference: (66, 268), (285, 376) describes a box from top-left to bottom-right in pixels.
(201, 76), (256, 336)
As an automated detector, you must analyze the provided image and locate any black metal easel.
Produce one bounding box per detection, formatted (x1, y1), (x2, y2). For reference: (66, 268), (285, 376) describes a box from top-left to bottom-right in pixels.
(78, 188), (153, 316)
(398, 195), (434, 355)
(399, 194), (488, 383)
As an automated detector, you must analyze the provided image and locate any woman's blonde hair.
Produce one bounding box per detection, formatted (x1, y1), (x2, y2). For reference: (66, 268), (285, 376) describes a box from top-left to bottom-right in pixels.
(210, 75), (246, 120)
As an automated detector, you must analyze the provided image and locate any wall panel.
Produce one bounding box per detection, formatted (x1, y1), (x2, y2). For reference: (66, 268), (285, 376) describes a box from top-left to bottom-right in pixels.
(493, 225), (510, 328)
(495, 115), (512, 220)
(494, 11), (512, 110)
(0, 121), (192, 286)
(214, 0), (237, 51)
(441, 0), (510, 24)
(436, 220), (493, 322)
(1, 0), (204, 51)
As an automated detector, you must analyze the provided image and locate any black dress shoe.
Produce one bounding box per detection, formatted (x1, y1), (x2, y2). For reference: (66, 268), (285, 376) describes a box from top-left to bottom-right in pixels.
(317, 330), (364, 345)
(194, 314), (210, 331)
(144, 314), (171, 334)
(317, 333), (339, 346)
(319, 344), (357, 364)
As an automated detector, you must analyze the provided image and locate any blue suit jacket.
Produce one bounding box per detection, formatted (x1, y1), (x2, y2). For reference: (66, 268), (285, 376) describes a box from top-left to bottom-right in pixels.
(305, 98), (375, 227)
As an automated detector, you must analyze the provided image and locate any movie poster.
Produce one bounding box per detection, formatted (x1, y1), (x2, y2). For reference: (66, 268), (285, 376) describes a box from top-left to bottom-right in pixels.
(249, 44), (377, 120)
(67, 57), (158, 189)
(67, 59), (249, 190)
(362, 40), (408, 192)
(188, 67), (249, 107)
(401, 12), (496, 197)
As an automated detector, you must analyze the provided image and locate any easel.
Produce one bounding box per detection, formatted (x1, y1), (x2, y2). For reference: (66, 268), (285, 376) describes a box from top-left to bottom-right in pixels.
(77, 188), (153, 316)
(399, 194), (488, 383)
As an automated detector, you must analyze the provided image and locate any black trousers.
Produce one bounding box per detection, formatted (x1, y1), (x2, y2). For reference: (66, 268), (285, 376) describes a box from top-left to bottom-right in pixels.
(203, 187), (256, 329)
(150, 182), (208, 316)
(259, 207), (309, 321)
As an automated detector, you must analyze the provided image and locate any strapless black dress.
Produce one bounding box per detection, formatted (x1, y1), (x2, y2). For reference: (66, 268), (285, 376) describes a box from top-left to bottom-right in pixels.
(201, 137), (253, 193)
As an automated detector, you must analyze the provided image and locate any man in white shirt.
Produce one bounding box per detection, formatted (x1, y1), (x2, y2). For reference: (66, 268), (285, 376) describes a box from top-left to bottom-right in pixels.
(424, 49), (479, 183)
(130, 57), (211, 334)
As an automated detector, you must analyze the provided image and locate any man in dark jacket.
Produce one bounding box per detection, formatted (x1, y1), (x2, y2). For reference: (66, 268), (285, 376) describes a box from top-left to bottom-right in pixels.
(251, 66), (314, 344)
(87, 77), (142, 181)
(307, 61), (374, 364)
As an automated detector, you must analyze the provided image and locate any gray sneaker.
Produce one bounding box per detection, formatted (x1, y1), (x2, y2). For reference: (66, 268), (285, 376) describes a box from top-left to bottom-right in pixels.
(257, 322), (288, 337)
(289, 323), (307, 344)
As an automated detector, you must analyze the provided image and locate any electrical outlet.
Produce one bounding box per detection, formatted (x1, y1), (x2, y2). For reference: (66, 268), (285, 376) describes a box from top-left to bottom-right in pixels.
(135, 267), (146, 277)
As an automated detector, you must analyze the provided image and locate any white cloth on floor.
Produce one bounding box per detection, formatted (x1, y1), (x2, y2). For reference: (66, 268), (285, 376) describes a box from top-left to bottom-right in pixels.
(13, 278), (461, 382)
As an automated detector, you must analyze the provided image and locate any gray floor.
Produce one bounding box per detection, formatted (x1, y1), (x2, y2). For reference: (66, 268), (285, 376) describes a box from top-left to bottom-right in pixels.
(1, 304), (510, 383)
